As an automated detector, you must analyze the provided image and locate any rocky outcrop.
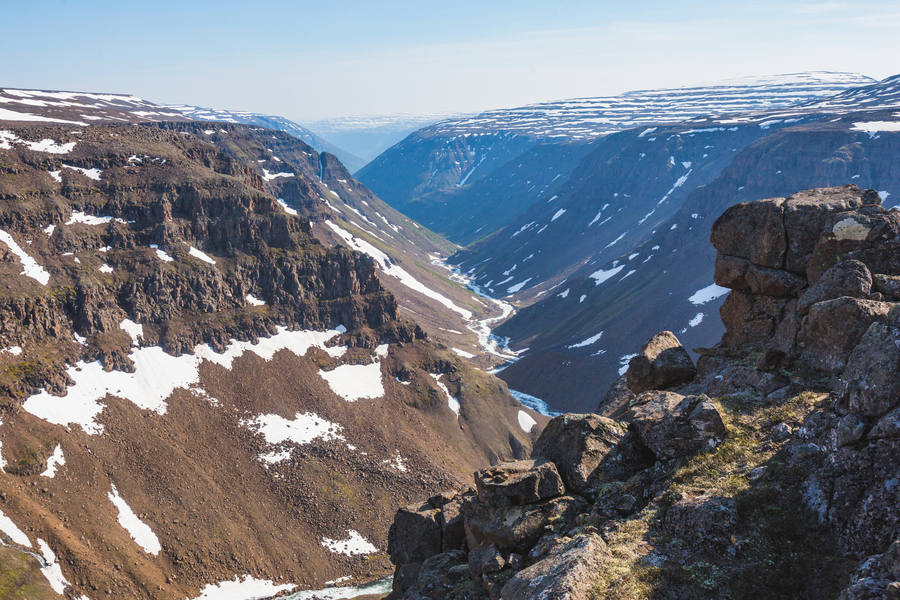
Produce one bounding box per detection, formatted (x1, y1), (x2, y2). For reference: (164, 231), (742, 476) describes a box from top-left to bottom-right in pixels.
(630, 391), (727, 460)
(473, 458), (564, 508)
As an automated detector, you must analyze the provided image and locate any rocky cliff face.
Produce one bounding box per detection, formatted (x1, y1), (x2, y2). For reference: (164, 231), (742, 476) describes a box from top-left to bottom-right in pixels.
(0, 120), (541, 599)
(385, 185), (900, 600)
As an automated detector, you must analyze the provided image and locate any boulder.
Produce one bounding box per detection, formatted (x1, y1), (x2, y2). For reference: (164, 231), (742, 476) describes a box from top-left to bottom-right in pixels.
(719, 291), (792, 348)
(474, 458), (565, 508)
(710, 197), (786, 268)
(626, 331), (697, 393)
(798, 298), (894, 372)
(438, 491), (471, 552)
(807, 205), (900, 284)
(834, 323), (900, 417)
(664, 495), (737, 548)
(482, 495), (588, 553)
(531, 414), (648, 500)
(874, 274), (900, 300)
(388, 501), (443, 567)
(501, 533), (609, 600)
(714, 254), (807, 296)
(798, 259), (872, 315)
(783, 185), (880, 275)
(468, 542), (505, 577)
(462, 500), (496, 552)
(408, 550), (470, 599)
(631, 392), (727, 460)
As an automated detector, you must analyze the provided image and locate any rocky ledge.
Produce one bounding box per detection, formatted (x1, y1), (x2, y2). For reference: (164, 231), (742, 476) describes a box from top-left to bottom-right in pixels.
(385, 185), (900, 600)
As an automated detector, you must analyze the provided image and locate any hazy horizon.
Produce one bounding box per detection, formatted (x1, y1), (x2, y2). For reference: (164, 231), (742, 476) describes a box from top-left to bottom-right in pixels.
(3, 1), (899, 121)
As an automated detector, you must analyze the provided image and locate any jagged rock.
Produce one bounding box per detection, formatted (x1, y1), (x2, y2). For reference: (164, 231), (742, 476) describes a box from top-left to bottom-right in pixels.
(468, 542), (504, 577)
(482, 495), (588, 553)
(626, 331), (697, 393)
(531, 414), (647, 500)
(710, 197), (786, 268)
(631, 391), (726, 460)
(388, 501), (443, 568)
(798, 259), (872, 315)
(783, 185), (880, 275)
(798, 298), (894, 372)
(719, 291), (792, 348)
(527, 532), (564, 563)
(665, 495), (737, 548)
(462, 500), (496, 552)
(473, 458), (564, 508)
(834, 323), (900, 417)
(874, 274), (900, 300)
(501, 533), (609, 600)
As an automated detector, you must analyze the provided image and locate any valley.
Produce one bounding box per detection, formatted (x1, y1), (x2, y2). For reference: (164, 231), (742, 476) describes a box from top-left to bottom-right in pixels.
(0, 69), (899, 600)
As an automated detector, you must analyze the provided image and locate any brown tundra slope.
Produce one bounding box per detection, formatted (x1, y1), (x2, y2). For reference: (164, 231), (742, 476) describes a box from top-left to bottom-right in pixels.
(0, 119), (544, 599)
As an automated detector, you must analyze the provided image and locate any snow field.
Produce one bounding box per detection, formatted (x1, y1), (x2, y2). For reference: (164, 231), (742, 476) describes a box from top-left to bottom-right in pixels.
(321, 530), (378, 556)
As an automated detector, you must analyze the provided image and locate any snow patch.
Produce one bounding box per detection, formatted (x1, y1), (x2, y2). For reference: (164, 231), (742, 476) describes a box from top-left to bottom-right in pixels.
(517, 410), (537, 433)
(452, 348), (475, 359)
(319, 362), (384, 402)
(321, 530), (378, 556)
(568, 332), (603, 349)
(61, 165), (101, 181)
(0, 229), (50, 285)
(188, 246), (215, 264)
(551, 209), (566, 222)
(618, 354), (638, 376)
(430, 374), (461, 417)
(40, 445), (65, 478)
(246, 294), (265, 306)
(558, 288), (570, 299)
(261, 169), (295, 182)
(589, 265), (625, 285)
(689, 283), (730, 305)
(0, 509), (30, 547)
(187, 576), (296, 600)
(277, 199), (298, 216)
(120, 319), (143, 346)
(108, 484), (161, 554)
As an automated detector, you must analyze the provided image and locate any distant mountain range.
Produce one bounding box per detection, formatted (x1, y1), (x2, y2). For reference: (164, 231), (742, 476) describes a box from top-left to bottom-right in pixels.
(357, 72), (900, 412)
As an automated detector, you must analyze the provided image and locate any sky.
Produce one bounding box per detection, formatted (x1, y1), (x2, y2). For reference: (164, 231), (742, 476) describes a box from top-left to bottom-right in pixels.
(2, 1), (899, 121)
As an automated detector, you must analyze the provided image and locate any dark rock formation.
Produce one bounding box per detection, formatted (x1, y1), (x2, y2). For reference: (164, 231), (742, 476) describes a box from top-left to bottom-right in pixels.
(473, 458), (564, 508)
(630, 391), (726, 460)
(625, 331), (697, 393)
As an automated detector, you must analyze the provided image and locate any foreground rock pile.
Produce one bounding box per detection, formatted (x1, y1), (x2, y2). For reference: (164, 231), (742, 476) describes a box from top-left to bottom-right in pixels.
(386, 185), (900, 599)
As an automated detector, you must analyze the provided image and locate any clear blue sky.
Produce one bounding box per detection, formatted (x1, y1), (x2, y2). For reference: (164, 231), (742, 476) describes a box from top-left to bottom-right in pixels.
(2, 1), (898, 120)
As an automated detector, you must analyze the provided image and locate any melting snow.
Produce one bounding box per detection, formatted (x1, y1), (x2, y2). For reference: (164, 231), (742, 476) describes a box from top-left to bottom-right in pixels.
(188, 246), (215, 264)
(2, 346), (22, 356)
(108, 484), (161, 554)
(430, 374), (461, 417)
(551, 209), (566, 222)
(558, 288), (570, 298)
(99, 264), (113, 273)
(243, 412), (346, 454)
(0, 509), (30, 547)
(452, 348), (475, 359)
(66, 211), (125, 226)
(277, 199), (298, 216)
(326, 221), (472, 319)
(22, 326), (346, 434)
(568, 332), (603, 348)
(319, 362), (384, 402)
(0, 229), (50, 285)
(321, 530), (378, 556)
(246, 294), (265, 306)
(689, 283), (730, 305)
(120, 319), (143, 346)
(48, 170), (62, 183)
(0, 130), (77, 153)
(40, 445), (65, 478)
(589, 265), (625, 285)
(518, 410), (537, 433)
(150, 244), (174, 262)
(851, 121), (900, 134)
(261, 169), (295, 182)
(38, 539), (72, 594)
(507, 278), (533, 294)
(61, 165), (101, 181)
(187, 576), (296, 600)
